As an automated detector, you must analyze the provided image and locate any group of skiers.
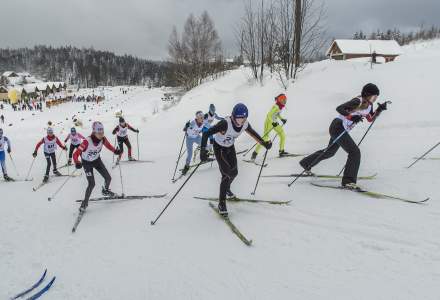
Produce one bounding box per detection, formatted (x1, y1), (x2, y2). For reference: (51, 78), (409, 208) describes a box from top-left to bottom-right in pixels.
(178, 83), (384, 216)
(1, 82), (386, 219)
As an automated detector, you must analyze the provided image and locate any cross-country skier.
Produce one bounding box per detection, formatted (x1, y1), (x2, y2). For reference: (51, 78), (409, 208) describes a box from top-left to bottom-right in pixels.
(73, 121), (122, 212)
(33, 127), (67, 182)
(252, 93), (289, 160)
(0, 128), (13, 181)
(112, 117), (139, 163)
(299, 83), (387, 189)
(203, 104), (223, 152)
(64, 127), (85, 165)
(200, 103), (272, 216)
(181, 111), (205, 175)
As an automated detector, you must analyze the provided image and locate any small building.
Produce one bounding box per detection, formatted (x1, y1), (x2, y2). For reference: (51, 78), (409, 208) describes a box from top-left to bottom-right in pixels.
(326, 39), (403, 62)
(0, 86), (8, 101)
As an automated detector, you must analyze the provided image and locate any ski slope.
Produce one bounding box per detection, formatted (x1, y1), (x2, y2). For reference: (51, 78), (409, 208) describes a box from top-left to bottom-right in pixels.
(1, 40), (440, 299)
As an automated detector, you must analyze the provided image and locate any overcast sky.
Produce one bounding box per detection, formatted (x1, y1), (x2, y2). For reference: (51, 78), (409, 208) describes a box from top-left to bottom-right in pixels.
(1, 0), (439, 60)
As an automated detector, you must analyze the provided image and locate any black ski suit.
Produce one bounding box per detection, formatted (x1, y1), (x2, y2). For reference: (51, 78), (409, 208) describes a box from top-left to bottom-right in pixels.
(300, 97), (377, 185)
(201, 119), (264, 201)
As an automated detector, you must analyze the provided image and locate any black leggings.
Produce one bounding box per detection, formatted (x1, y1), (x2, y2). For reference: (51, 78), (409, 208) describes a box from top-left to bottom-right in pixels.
(117, 136), (132, 156)
(44, 152), (57, 175)
(68, 144), (80, 159)
(82, 157), (111, 203)
(300, 118), (360, 184)
(213, 142), (238, 201)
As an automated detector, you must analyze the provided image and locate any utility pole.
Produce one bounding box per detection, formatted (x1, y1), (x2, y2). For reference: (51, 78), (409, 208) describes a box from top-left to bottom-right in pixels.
(293, 0), (302, 79)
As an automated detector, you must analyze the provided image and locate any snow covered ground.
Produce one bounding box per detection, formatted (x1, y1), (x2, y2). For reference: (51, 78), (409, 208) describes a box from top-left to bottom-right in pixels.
(1, 40), (440, 299)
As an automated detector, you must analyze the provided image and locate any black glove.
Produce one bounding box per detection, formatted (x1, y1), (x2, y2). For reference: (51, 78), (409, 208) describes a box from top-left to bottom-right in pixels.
(7, 148), (11, 153)
(114, 148), (122, 155)
(349, 115), (363, 124)
(75, 162), (82, 169)
(262, 141), (272, 150)
(183, 121), (190, 132)
(136, 129), (140, 133)
(200, 148), (209, 162)
(32, 151), (37, 158)
(272, 122), (279, 128)
(281, 119), (287, 125)
(376, 102), (388, 113)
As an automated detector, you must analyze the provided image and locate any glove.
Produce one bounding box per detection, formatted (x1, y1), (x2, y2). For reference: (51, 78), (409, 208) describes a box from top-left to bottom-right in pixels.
(272, 122), (279, 128)
(75, 162), (82, 169)
(183, 121), (190, 132)
(200, 148), (209, 162)
(376, 102), (388, 113)
(114, 148), (122, 155)
(262, 141), (272, 150)
(32, 151), (37, 158)
(281, 119), (287, 125)
(349, 115), (363, 124)
(136, 129), (140, 133)
(63, 146), (67, 151)
(7, 148), (11, 153)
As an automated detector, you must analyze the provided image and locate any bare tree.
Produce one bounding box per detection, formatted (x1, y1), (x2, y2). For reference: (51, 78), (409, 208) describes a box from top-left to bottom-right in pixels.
(168, 11), (224, 90)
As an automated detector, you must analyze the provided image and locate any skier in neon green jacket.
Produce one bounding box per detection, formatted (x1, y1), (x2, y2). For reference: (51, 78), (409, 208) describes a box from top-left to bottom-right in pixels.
(252, 93), (289, 159)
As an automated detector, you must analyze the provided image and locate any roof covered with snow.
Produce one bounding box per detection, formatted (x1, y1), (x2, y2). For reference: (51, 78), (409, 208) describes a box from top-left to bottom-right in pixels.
(2, 71), (18, 77)
(327, 39), (403, 56)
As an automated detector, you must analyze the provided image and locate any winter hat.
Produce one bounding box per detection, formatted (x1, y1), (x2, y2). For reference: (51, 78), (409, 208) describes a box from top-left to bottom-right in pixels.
(119, 117), (125, 124)
(275, 94), (287, 108)
(92, 121), (104, 133)
(47, 127), (54, 135)
(195, 111), (204, 118)
(71, 127), (76, 134)
(232, 103), (248, 119)
(361, 83), (380, 98)
(209, 104), (216, 114)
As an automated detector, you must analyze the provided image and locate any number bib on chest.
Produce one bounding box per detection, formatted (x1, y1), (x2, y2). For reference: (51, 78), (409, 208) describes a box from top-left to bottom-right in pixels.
(70, 134), (82, 146)
(214, 117), (248, 148)
(117, 125), (128, 137)
(43, 136), (57, 153)
(81, 137), (103, 162)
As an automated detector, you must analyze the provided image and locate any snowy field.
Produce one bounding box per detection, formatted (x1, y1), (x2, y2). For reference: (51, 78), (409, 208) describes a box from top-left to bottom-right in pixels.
(1, 40), (440, 299)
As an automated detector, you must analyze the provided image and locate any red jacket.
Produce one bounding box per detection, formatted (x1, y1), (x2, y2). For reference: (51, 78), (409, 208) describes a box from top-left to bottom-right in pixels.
(34, 135), (65, 152)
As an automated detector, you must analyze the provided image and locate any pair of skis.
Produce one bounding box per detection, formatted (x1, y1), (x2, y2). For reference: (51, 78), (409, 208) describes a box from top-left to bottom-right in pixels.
(32, 173), (79, 192)
(172, 158), (215, 183)
(112, 159), (154, 169)
(310, 182), (429, 204)
(72, 193), (167, 233)
(242, 153), (305, 168)
(262, 173), (378, 180)
(10, 269), (56, 300)
(200, 196), (292, 246)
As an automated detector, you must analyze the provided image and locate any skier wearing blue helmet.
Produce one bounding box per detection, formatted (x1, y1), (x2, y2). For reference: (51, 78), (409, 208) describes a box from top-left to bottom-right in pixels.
(200, 103), (272, 216)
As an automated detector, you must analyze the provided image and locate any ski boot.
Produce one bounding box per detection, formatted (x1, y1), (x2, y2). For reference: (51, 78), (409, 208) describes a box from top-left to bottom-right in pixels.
(279, 150), (290, 157)
(299, 160), (314, 176)
(79, 200), (88, 213)
(43, 175), (49, 183)
(128, 156), (136, 161)
(342, 182), (363, 191)
(102, 187), (116, 197)
(181, 165), (190, 175)
(218, 199), (228, 217)
(3, 174), (13, 182)
(250, 151), (258, 161)
(226, 190), (237, 200)
(67, 158), (72, 166)
(53, 169), (62, 176)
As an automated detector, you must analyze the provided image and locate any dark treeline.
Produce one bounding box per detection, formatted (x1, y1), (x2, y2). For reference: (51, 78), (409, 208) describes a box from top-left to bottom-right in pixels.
(0, 45), (177, 88)
(352, 25), (440, 45)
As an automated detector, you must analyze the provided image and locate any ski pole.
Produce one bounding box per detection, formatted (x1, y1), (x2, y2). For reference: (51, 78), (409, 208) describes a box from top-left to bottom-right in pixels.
(337, 101), (392, 176)
(118, 162), (125, 197)
(242, 124), (281, 157)
(112, 136), (117, 163)
(172, 133), (186, 181)
(25, 157), (36, 181)
(407, 141), (440, 169)
(8, 153), (20, 177)
(251, 149), (269, 195)
(151, 162), (201, 225)
(137, 132), (140, 160)
(288, 128), (350, 187)
(48, 170), (77, 201)
(57, 149), (64, 165)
